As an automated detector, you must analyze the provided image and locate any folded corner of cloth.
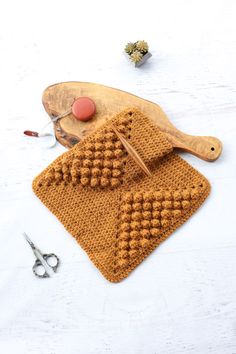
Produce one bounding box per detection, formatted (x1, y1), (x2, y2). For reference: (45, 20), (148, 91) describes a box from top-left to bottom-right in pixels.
(32, 107), (211, 282)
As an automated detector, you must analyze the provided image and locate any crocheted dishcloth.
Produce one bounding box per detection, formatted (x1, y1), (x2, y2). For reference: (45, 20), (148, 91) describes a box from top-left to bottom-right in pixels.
(32, 108), (211, 282)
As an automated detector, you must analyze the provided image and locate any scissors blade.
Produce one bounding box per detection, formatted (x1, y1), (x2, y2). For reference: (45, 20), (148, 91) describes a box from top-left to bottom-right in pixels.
(23, 232), (36, 249)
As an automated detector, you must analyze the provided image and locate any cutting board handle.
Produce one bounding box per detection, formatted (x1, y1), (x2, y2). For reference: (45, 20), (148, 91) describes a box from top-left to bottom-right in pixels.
(167, 131), (222, 161)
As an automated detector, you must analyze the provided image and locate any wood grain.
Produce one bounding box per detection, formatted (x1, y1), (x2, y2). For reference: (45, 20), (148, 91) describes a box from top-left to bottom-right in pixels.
(42, 82), (222, 162)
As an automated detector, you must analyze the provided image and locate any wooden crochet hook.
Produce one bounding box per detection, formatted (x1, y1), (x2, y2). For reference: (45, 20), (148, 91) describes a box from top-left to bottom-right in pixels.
(42, 82), (222, 161)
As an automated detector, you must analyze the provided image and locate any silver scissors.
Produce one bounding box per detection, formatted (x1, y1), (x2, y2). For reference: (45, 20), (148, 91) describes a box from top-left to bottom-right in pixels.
(23, 232), (59, 278)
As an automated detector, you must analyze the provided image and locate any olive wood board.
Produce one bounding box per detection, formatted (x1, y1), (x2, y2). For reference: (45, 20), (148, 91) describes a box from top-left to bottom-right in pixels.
(42, 82), (222, 162)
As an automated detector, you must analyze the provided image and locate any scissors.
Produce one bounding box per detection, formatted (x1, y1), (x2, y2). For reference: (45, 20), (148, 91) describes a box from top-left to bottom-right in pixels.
(23, 232), (59, 278)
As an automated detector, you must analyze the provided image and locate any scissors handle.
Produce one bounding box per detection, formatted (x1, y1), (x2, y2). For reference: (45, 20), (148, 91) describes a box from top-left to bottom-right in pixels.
(33, 253), (59, 278)
(33, 259), (50, 278)
(43, 253), (60, 272)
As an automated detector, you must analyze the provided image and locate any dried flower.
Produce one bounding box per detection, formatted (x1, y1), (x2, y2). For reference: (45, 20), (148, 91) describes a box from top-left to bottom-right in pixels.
(130, 50), (143, 63)
(136, 40), (149, 54)
(124, 40), (151, 67)
(125, 42), (136, 55)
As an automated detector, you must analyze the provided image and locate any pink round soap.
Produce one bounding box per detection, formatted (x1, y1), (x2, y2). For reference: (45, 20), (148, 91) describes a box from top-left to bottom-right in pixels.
(71, 97), (96, 121)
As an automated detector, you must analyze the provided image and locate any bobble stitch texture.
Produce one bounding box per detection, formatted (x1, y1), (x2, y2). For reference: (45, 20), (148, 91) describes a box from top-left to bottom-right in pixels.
(120, 232), (130, 241)
(48, 115), (132, 190)
(116, 183), (207, 272)
(33, 109), (210, 282)
(130, 230), (139, 239)
(133, 203), (142, 211)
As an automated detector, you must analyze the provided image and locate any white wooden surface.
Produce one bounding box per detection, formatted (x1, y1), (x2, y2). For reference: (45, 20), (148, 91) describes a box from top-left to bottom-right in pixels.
(0, 1), (236, 353)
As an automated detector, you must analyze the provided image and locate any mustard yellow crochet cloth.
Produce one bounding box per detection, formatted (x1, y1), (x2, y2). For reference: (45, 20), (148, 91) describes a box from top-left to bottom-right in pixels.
(33, 108), (210, 282)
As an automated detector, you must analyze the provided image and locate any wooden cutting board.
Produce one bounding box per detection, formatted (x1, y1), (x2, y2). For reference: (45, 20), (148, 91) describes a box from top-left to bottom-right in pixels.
(42, 82), (222, 161)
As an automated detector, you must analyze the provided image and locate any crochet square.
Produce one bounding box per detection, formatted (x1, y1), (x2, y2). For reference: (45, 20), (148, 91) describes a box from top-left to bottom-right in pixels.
(32, 108), (210, 282)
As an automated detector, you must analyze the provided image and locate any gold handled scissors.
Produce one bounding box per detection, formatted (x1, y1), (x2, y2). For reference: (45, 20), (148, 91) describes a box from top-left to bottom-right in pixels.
(23, 232), (59, 278)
